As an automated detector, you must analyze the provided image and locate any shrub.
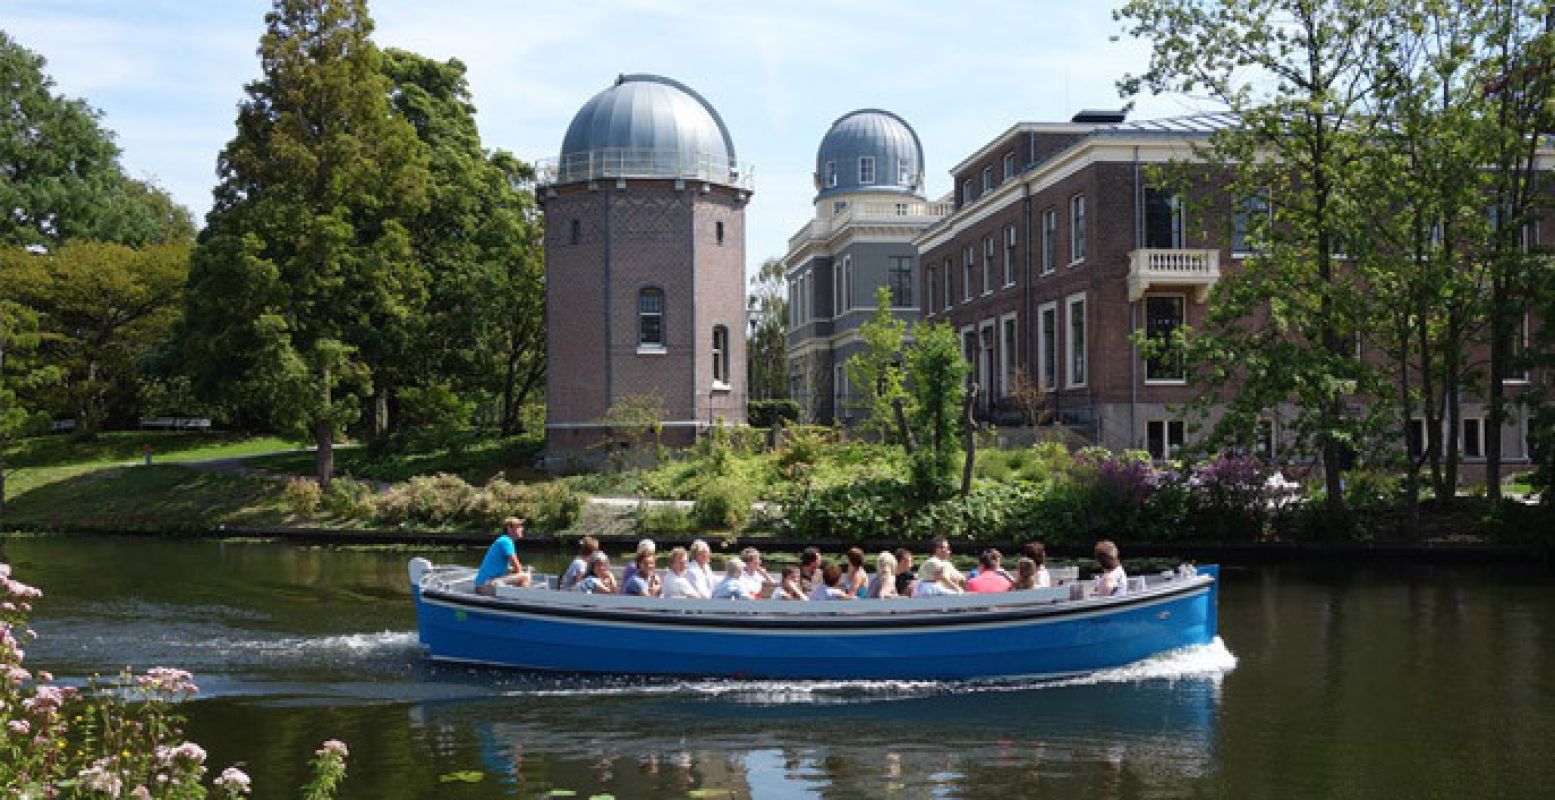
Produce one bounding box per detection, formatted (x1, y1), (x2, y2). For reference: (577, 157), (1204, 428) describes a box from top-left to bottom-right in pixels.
(748, 399), (801, 429)
(373, 473), (478, 526)
(691, 478), (754, 530)
(635, 502), (694, 536)
(322, 476), (374, 518)
(531, 481), (585, 531)
(780, 477), (914, 541)
(479, 478), (584, 532)
(283, 477), (323, 516)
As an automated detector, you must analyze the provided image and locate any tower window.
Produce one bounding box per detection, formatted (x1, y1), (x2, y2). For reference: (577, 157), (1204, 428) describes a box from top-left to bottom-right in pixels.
(716, 220), (725, 245)
(569, 219), (580, 245)
(898, 158), (913, 186)
(639, 288), (665, 349)
(712, 325), (730, 385)
(824, 161), (837, 188)
(859, 156), (876, 184)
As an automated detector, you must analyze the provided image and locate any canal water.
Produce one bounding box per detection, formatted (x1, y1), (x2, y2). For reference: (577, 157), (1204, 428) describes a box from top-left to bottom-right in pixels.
(6, 534), (1554, 799)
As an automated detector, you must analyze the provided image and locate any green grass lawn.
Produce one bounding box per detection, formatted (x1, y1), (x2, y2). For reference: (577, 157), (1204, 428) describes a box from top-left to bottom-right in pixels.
(4, 464), (289, 531)
(244, 434), (544, 485)
(5, 431), (300, 501)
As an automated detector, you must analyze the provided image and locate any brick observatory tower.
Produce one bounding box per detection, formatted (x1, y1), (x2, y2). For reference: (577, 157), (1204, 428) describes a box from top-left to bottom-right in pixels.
(539, 74), (752, 460)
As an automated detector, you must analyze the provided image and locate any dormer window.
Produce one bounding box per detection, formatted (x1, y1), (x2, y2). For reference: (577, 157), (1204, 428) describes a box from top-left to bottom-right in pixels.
(859, 156), (876, 185)
(824, 161), (837, 188)
(982, 165), (993, 193)
(1003, 152), (1016, 182)
(897, 158), (913, 186)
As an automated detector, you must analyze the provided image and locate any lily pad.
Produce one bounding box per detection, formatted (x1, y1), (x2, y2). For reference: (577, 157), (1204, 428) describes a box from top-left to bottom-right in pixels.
(438, 771), (485, 783)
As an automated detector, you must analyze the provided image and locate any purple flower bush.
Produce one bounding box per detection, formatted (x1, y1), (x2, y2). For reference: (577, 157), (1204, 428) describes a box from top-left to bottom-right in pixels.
(0, 563), (350, 798)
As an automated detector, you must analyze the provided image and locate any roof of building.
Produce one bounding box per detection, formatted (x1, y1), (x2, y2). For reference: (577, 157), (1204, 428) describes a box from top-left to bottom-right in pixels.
(814, 108), (924, 201)
(553, 74), (744, 187)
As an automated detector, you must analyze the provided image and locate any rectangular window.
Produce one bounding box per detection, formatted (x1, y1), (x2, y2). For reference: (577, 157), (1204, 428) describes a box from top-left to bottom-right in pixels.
(963, 246), (975, 301)
(1407, 418), (1427, 459)
(1070, 195), (1087, 263)
(1067, 293), (1087, 387)
(1144, 294), (1186, 382)
(824, 161), (837, 188)
(980, 322), (996, 401)
(569, 219), (581, 245)
(982, 166), (993, 194)
(889, 257), (914, 307)
(962, 327), (978, 391)
(898, 158), (913, 186)
(1508, 314), (1530, 383)
(859, 156), (875, 185)
(1003, 225), (1017, 286)
(962, 179), (974, 206)
(1038, 302), (1058, 392)
(982, 236), (995, 295)
(1256, 419), (1277, 459)
(1232, 194), (1270, 254)
(1003, 152), (1016, 183)
(1042, 209), (1057, 274)
(638, 288), (665, 348)
(712, 326), (729, 385)
(944, 258), (955, 308)
(1001, 314), (1018, 399)
(925, 266), (936, 315)
(1147, 420), (1185, 461)
(1462, 418), (1484, 459)
(1144, 187), (1183, 249)
(833, 262), (844, 317)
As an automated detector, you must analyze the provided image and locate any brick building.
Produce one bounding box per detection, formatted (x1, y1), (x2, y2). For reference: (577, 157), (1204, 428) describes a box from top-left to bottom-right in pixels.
(916, 111), (1540, 465)
(783, 109), (950, 424)
(539, 75), (752, 461)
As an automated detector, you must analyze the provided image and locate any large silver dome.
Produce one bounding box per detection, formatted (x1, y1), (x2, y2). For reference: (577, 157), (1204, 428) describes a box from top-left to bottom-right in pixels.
(814, 109), (923, 200)
(554, 74), (741, 187)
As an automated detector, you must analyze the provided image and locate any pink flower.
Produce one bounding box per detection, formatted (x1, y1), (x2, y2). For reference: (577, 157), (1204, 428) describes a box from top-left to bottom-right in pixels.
(156, 741), (207, 766)
(129, 787), (151, 800)
(7, 720), (28, 735)
(23, 684), (67, 715)
(316, 739), (349, 759)
(139, 667), (198, 696)
(36, 670), (52, 682)
(5, 666), (31, 685)
(215, 766), (253, 794)
(77, 764), (123, 796)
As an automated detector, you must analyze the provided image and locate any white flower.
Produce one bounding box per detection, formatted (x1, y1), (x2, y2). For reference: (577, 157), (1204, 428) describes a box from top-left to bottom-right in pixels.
(215, 766), (253, 795)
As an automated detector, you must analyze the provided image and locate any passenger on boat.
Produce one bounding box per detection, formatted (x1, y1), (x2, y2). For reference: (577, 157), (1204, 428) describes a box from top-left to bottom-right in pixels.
(621, 539), (657, 587)
(797, 547), (822, 593)
(894, 548), (917, 596)
(773, 566), (807, 600)
(841, 547), (869, 597)
(966, 550), (1013, 593)
(687, 539), (716, 597)
(1021, 541), (1052, 588)
(711, 558), (753, 599)
(738, 547), (773, 598)
(474, 517), (532, 596)
(1013, 557), (1039, 590)
(930, 537), (966, 588)
(1093, 540), (1129, 596)
(809, 563), (856, 600)
(623, 551), (660, 596)
(867, 551), (899, 598)
(911, 558), (963, 597)
(560, 535), (599, 591)
(661, 547), (708, 599)
(576, 553), (618, 594)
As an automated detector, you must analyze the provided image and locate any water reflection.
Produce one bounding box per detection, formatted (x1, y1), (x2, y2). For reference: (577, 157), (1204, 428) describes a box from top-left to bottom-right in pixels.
(404, 668), (1225, 799)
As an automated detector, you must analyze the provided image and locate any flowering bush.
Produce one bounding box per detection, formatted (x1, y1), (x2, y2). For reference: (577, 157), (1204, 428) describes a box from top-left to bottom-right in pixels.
(0, 563), (348, 798)
(370, 473), (583, 531)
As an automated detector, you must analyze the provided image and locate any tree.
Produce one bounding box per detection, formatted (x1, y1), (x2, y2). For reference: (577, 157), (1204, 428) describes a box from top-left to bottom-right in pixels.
(379, 49), (544, 438)
(905, 322), (966, 501)
(0, 299), (57, 526)
(0, 242), (191, 436)
(0, 31), (188, 247)
(845, 286), (912, 441)
(1118, 0), (1405, 515)
(746, 256), (789, 402)
(183, 0), (430, 485)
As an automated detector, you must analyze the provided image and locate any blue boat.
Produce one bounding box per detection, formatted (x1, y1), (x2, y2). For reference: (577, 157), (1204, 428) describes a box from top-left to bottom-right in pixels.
(407, 559), (1220, 681)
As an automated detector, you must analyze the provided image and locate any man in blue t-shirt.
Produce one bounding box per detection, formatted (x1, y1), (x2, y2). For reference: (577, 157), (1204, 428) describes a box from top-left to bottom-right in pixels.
(475, 517), (533, 595)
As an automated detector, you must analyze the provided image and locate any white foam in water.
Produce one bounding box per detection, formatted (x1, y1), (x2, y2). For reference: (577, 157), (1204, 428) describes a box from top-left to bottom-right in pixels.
(221, 630), (420, 657)
(510, 637), (1238, 703)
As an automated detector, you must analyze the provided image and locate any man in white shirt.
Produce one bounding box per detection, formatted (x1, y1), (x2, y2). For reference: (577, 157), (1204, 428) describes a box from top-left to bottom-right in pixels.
(686, 539), (716, 597)
(712, 558), (752, 600)
(738, 546), (772, 598)
(661, 547), (708, 599)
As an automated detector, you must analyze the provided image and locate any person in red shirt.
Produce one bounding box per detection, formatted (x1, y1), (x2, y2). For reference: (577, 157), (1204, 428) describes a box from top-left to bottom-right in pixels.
(965, 549), (1013, 593)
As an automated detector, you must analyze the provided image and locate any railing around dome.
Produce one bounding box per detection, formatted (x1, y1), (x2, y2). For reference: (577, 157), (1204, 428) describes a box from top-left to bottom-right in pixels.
(536, 149), (755, 190)
(787, 200), (954, 252)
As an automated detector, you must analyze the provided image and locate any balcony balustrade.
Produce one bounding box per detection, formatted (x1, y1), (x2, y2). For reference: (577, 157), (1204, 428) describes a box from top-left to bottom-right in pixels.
(1127, 248), (1221, 303)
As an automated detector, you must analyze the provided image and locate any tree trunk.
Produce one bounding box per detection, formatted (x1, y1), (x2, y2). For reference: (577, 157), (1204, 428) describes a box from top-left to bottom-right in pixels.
(1486, 277), (1508, 501)
(961, 384), (978, 499)
(500, 348), (519, 436)
(893, 396), (915, 454)
(315, 371), (334, 488)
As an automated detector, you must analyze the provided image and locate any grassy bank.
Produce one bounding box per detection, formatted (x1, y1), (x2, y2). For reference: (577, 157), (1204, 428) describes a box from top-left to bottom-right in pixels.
(5, 464), (289, 532)
(6, 431), (297, 497)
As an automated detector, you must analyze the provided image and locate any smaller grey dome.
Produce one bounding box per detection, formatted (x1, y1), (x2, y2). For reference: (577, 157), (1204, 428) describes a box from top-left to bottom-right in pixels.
(814, 109), (924, 201)
(555, 74), (741, 187)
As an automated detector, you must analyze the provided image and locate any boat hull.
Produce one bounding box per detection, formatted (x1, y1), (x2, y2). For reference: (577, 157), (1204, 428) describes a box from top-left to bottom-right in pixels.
(411, 565), (1220, 680)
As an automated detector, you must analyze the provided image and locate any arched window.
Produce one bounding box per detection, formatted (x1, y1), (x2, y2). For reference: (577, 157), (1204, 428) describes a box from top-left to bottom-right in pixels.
(712, 325), (730, 385)
(639, 288), (665, 348)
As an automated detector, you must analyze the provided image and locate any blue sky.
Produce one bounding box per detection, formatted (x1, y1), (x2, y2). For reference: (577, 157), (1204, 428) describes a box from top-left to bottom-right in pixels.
(5, 0), (1205, 269)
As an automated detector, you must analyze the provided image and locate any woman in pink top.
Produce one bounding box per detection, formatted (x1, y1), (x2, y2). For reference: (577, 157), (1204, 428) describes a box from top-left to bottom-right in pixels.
(965, 549), (1013, 593)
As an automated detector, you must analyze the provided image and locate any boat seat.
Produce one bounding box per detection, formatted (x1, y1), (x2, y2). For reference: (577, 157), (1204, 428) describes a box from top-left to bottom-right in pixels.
(1050, 566), (1080, 583)
(1127, 577), (1148, 594)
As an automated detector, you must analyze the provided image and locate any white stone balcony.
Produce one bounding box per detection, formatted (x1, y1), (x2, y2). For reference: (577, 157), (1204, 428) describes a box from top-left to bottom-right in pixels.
(1127, 248), (1221, 303)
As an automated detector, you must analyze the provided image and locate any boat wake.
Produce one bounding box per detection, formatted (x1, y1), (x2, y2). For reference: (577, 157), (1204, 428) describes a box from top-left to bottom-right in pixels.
(506, 637), (1237, 704)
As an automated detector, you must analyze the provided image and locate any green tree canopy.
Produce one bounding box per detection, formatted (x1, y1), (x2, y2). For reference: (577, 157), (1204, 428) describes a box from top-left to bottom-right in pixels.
(183, 0), (430, 484)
